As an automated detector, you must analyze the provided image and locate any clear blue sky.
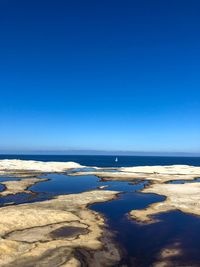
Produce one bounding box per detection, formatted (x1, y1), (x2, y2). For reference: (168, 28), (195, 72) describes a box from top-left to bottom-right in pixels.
(0, 0), (199, 154)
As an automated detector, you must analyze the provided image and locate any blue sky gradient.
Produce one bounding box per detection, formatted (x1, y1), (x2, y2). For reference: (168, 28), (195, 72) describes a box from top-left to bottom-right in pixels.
(0, 0), (199, 154)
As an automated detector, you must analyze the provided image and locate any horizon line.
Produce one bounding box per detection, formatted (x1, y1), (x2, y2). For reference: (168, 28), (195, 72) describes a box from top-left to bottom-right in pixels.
(0, 150), (200, 157)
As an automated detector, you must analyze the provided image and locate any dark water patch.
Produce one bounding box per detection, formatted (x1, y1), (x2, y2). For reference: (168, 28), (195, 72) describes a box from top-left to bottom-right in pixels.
(0, 192), (53, 206)
(98, 180), (149, 193)
(137, 211), (200, 267)
(30, 173), (148, 196)
(0, 184), (5, 192)
(0, 193), (33, 206)
(1, 173), (144, 206)
(92, 194), (200, 266)
(91, 192), (165, 266)
(168, 177), (200, 184)
(0, 177), (21, 182)
(50, 226), (88, 239)
(30, 174), (99, 196)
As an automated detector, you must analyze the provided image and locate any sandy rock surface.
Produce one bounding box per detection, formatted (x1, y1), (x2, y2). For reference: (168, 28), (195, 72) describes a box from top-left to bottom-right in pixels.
(72, 165), (200, 183)
(0, 178), (48, 196)
(121, 165), (200, 175)
(0, 190), (121, 267)
(130, 182), (200, 223)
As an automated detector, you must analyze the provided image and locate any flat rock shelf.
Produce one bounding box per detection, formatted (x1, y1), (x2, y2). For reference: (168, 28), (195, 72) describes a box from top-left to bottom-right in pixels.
(0, 159), (200, 266)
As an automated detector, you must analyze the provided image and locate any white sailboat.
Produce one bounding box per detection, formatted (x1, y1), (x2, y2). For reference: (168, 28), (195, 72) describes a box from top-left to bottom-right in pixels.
(115, 157), (118, 162)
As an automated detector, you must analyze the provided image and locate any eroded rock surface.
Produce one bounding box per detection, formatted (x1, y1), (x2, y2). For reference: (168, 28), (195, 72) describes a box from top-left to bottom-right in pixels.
(121, 165), (200, 175)
(2, 160), (200, 266)
(72, 165), (200, 183)
(0, 190), (121, 267)
(130, 182), (200, 223)
(0, 178), (48, 196)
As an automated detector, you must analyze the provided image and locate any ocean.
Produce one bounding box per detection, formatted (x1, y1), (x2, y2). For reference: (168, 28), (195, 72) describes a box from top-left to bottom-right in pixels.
(0, 154), (200, 167)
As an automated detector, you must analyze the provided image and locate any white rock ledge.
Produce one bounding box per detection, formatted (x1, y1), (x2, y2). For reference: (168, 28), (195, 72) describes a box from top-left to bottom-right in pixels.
(0, 159), (83, 173)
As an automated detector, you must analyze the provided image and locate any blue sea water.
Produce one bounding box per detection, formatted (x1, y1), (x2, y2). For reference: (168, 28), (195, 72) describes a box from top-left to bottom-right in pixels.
(0, 154), (200, 167)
